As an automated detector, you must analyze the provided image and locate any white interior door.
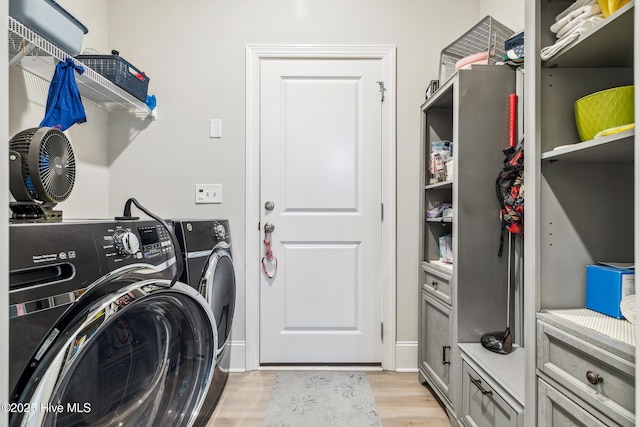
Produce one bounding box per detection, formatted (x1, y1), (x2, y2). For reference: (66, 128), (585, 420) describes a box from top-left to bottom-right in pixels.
(259, 58), (383, 364)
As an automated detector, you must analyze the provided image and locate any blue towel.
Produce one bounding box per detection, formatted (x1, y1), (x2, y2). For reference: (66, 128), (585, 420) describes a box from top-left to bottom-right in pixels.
(40, 58), (87, 131)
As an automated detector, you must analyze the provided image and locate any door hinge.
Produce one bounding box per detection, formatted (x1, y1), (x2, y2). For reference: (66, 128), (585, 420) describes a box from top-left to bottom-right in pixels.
(381, 203), (384, 221)
(381, 322), (384, 341)
(376, 81), (385, 102)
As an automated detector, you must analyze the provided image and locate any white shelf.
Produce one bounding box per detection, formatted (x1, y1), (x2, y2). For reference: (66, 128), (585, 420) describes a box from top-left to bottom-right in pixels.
(8, 17), (151, 116)
(541, 129), (634, 162)
(426, 217), (452, 223)
(422, 260), (453, 275)
(542, 1), (634, 68)
(425, 180), (453, 190)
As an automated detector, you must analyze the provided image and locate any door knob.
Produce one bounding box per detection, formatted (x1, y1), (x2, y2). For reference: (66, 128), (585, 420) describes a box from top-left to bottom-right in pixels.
(264, 222), (275, 233)
(265, 201), (275, 211)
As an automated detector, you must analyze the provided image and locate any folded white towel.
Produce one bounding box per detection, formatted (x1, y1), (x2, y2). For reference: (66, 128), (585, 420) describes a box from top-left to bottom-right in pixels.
(555, 0), (597, 21)
(550, 4), (602, 34)
(620, 294), (636, 324)
(555, 6), (603, 38)
(541, 16), (604, 60)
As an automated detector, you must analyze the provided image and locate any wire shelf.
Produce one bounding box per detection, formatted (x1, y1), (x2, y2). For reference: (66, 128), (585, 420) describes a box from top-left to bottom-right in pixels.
(439, 16), (514, 84)
(8, 17), (151, 116)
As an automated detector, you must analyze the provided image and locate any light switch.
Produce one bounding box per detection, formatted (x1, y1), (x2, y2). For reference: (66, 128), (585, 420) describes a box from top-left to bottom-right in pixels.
(209, 119), (222, 138)
(195, 184), (222, 204)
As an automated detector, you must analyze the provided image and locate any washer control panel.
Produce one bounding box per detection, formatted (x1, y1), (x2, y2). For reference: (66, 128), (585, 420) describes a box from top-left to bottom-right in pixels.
(113, 230), (140, 255)
(137, 224), (173, 259)
(102, 222), (174, 264)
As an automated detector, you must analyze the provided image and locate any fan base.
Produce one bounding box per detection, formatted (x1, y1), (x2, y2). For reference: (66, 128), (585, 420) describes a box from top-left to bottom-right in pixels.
(10, 202), (62, 223)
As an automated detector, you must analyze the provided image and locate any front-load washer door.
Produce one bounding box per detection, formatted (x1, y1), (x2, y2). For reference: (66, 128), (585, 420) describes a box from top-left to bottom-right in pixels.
(200, 249), (236, 359)
(10, 280), (217, 427)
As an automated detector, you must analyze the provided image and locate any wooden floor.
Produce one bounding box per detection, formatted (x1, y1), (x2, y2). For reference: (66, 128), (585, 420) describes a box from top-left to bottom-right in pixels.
(207, 370), (451, 426)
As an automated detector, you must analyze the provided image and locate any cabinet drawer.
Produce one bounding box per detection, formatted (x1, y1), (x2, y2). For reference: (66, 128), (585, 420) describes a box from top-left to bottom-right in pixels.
(461, 361), (521, 427)
(538, 378), (615, 427)
(537, 321), (635, 425)
(422, 265), (452, 304)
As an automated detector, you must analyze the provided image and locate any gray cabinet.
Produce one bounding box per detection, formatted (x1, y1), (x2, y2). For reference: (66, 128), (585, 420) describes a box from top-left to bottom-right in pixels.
(420, 289), (453, 405)
(537, 319), (635, 425)
(538, 379), (616, 427)
(418, 65), (517, 422)
(461, 359), (523, 427)
(524, 1), (637, 426)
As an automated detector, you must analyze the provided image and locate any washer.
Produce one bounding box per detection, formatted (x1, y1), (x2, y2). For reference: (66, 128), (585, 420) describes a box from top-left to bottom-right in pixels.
(172, 219), (236, 416)
(9, 220), (218, 427)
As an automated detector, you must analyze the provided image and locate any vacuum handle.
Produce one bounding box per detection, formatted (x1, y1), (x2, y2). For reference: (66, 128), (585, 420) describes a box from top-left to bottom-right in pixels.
(470, 377), (493, 396)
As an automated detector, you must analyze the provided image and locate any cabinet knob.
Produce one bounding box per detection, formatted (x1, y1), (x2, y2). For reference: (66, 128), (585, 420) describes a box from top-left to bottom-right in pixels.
(586, 371), (603, 385)
(432, 280), (438, 289)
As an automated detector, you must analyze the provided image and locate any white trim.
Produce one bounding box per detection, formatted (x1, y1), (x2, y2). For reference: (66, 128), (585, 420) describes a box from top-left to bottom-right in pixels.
(394, 341), (419, 372)
(258, 366), (384, 372)
(245, 44), (397, 371)
(228, 340), (246, 373)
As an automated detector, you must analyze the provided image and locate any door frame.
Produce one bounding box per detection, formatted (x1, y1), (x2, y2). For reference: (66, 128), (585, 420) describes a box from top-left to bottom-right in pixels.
(245, 44), (396, 371)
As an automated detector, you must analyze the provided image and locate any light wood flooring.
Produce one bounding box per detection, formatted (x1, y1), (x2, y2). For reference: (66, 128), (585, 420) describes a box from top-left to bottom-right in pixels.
(207, 370), (451, 426)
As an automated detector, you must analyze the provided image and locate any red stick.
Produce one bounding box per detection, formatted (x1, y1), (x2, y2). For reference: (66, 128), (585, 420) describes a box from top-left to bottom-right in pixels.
(509, 94), (517, 148)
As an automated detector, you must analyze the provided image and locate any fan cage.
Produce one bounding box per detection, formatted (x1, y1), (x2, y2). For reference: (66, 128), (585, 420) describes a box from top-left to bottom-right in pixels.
(9, 127), (76, 204)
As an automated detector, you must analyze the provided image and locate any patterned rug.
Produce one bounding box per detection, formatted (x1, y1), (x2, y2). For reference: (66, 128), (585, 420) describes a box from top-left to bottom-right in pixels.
(264, 371), (382, 427)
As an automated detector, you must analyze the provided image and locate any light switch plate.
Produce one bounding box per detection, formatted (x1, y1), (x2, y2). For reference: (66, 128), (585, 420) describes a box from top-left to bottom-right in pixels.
(209, 119), (222, 138)
(195, 184), (222, 204)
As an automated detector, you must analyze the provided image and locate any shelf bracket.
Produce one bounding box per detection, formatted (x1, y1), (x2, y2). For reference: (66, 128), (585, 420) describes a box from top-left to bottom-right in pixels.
(8, 42), (36, 68)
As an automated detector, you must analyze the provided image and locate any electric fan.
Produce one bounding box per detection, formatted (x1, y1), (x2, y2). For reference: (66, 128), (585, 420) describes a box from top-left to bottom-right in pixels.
(9, 127), (76, 222)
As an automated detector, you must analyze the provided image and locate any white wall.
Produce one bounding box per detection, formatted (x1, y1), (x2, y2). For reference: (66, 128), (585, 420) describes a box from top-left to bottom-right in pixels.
(481, 0), (525, 31)
(8, 0), (111, 220)
(7, 0), (524, 371)
(104, 0), (524, 370)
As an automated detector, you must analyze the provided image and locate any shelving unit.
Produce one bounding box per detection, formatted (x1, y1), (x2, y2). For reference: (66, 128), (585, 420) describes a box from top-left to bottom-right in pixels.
(525, 1), (636, 426)
(418, 64), (518, 423)
(8, 17), (151, 116)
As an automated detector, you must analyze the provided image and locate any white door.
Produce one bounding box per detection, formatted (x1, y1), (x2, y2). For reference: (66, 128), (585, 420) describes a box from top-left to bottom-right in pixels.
(259, 58), (383, 364)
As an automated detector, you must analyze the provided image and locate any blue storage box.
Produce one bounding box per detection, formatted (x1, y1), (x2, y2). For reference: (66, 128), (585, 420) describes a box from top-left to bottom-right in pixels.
(9, 0), (88, 55)
(586, 264), (635, 318)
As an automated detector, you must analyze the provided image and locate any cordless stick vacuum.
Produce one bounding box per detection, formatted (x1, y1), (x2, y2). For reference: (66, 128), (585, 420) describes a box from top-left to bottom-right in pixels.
(481, 232), (514, 354)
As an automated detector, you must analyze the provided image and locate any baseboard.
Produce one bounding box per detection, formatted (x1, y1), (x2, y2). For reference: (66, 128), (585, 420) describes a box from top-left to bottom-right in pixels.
(395, 341), (418, 372)
(229, 340), (418, 373)
(229, 340), (246, 372)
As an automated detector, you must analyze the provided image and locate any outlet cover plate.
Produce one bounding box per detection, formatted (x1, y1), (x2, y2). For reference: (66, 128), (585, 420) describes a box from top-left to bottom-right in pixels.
(195, 184), (222, 204)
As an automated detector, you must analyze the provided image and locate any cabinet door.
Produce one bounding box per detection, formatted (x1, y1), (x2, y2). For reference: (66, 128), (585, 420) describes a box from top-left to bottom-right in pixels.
(461, 361), (521, 427)
(419, 290), (452, 400)
(538, 379), (615, 427)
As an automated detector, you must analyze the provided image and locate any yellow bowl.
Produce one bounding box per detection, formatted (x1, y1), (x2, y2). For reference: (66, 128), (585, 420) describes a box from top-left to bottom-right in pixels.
(574, 85), (634, 141)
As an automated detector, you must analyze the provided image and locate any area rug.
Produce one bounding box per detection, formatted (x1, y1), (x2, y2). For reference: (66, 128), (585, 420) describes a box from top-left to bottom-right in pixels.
(264, 371), (382, 427)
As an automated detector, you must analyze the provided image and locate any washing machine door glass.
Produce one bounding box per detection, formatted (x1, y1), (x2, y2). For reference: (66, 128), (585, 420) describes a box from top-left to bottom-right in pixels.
(201, 249), (235, 357)
(12, 280), (216, 427)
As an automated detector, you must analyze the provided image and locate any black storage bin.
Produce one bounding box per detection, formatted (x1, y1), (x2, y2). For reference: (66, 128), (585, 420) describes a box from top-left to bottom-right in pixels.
(76, 54), (149, 101)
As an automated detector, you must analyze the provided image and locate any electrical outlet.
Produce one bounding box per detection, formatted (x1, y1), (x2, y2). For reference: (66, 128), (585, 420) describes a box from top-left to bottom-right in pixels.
(195, 184), (222, 204)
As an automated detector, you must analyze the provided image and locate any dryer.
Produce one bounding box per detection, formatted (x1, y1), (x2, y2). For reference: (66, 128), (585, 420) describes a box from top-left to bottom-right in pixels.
(9, 220), (219, 426)
(172, 219), (236, 416)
